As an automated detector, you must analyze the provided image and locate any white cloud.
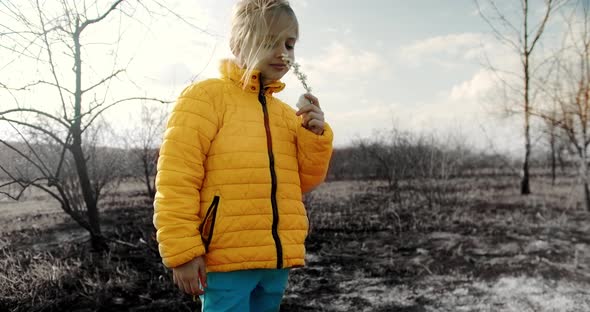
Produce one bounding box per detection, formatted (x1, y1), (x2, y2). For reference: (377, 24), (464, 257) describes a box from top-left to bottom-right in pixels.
(304, 42), (384, 76)
(398, 32), (490, 67)
(330, 104), (396, 123)
(449, 69), (496, 102)
(319, 68), (522, 153)
(413, 69), (525, 155)
(279, 40), (519, 151)
(0, 1), (533, 156)
(276, 40), (390, 128)
(323, 102), (420, 147)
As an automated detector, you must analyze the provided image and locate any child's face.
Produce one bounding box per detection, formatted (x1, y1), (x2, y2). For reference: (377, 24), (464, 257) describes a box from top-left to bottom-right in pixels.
(257, 15), (298, 84)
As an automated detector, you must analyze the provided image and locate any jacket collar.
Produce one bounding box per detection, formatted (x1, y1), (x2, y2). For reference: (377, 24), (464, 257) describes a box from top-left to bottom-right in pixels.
(220, 59), (286, 95)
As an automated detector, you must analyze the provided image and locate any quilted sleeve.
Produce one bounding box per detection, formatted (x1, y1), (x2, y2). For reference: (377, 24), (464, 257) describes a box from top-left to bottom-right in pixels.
(296, 121), (334, 193)
(153, 82), (219, 268)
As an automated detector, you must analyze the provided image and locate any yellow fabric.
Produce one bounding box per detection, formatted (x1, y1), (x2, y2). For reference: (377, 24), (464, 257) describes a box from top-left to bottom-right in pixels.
(153, 59), (333, 271)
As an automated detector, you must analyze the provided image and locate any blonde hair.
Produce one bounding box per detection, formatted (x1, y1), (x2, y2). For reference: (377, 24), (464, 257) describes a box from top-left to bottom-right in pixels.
(230, 0), (299, 85)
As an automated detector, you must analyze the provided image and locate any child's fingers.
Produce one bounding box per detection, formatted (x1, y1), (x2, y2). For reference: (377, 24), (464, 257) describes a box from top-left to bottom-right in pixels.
(307, 119), (325, 132)
(173, 273), (187, 293)
(295, 105), (312, 116)
(301, 112), (324, 127)
(303, 93), (319, 107)
(308, 111), (324, 121)
(198, 265), (208, 288)
(190, 278), (204, 296)
(296, 103), (322, 116)
(180, 279), (191, 294)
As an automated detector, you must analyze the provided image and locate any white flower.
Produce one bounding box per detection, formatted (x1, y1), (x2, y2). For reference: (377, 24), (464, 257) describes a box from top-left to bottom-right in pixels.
(281, 53), (312, 94)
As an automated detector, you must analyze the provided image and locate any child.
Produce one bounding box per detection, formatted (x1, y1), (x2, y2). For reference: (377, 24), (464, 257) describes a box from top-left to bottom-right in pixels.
(153, 0), (333, 311)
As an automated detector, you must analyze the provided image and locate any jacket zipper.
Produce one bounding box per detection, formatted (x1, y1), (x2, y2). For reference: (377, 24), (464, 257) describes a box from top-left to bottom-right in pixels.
(258, 88), (283, 269)
(199, 195), (220, 252)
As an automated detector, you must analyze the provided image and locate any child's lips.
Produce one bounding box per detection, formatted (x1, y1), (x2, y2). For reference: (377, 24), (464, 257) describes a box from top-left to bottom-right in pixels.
(270, 64), (287, 70)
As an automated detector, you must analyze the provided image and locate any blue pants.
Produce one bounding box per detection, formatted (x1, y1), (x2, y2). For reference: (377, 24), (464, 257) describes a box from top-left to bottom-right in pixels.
(199, 269), (290, 312)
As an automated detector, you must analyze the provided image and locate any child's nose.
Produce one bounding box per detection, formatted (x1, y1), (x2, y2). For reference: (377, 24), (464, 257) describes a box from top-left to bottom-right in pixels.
(275, 44), (288, 56)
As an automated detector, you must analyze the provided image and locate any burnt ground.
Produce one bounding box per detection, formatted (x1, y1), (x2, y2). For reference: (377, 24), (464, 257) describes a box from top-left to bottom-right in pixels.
(1, 177), (589, 311)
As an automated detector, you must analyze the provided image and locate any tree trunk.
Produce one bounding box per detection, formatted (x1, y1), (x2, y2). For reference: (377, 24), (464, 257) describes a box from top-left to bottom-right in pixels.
(142, 151), (156, 199)
(581, 148), (590, 211)
(557, 148), (566, 174)
(71, 138), (108, 252)
(73, 27), (107, 252)
(550, 127), (556, 185)
(584, 182), (590, 212)
(521, 153), (531, 194)
(521, 0), (532, 195)
(91, 233), (109, 252)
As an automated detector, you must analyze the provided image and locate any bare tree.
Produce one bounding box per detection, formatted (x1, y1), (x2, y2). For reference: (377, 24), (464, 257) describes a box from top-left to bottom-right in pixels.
(536, 0), (590, 209)
(0, 1), (183, 251)
(357, 129), (414, 200)
(123, 102), (168, 199)
(356, 127), (471, 207)
(475, 0), (566, 195)
(546, 114), (559, 184)
(409, 133), (472, 208)
(540, 106), (571, 185)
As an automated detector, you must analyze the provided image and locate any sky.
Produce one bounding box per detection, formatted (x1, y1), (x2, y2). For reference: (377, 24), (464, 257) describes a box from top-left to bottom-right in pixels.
(0, 0), (576, 156)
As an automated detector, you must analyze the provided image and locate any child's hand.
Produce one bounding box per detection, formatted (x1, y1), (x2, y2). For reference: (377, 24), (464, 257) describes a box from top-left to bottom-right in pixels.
(296, 93), (325, 135)
(172, 256), (207, 295)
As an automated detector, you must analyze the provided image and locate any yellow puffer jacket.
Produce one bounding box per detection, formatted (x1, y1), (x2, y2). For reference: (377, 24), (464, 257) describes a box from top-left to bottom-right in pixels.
(153, 59), (333, 272)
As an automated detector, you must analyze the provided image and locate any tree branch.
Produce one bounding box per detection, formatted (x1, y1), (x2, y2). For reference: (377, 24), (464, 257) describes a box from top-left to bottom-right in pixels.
(474, 0), (523, 52)
(30, 181), (66, 208)
(30, 180), (92, 233)
(36, 0), (70, 120)
(80, 97), (170, 133)
(0, 108), (70, 128)
(81, 69), (125, 94)
(9, 122), (55, 178)
(0, 140), (48, 186)
(0, 36), (44, 66)
(143, 0), (216, 37)
(53, 132), (72, 184)
(1, 80), (75, 95)
(529, 0), (554, 53)
(79, 0), (124, 32)
(0, 165), (41, 201)
(0, 117), (67, 146)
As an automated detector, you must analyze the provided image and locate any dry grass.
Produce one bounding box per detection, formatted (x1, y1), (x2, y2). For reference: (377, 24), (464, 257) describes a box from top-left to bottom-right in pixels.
(1, 249), (137, 309)
(0, 193), (196, 312)
(281, 173), (590, 311)
(1, 171), (589, 311)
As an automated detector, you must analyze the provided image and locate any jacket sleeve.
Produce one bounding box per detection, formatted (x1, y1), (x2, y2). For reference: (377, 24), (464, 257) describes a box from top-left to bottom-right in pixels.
(296, 121), (334, 193)
(153, 82), (219, 268)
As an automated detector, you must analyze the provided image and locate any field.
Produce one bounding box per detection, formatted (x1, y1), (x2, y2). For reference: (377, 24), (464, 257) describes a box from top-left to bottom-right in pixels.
(1, 173), (589, 311)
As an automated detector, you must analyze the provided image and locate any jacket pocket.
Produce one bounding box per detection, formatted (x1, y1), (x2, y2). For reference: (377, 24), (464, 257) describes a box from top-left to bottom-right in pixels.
(199, 195), (220, 252)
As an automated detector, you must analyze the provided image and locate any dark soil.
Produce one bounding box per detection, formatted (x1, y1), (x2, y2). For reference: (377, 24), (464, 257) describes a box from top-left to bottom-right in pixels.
(1, 179), (590, 311)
